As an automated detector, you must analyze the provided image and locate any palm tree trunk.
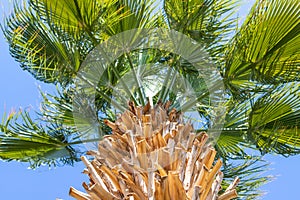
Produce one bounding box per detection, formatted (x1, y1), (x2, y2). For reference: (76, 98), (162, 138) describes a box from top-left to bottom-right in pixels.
(70, 101), (239, 200)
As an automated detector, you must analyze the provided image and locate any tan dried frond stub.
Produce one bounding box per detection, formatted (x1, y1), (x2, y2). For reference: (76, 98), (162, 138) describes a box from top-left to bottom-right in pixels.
(70, 101), (239, 200)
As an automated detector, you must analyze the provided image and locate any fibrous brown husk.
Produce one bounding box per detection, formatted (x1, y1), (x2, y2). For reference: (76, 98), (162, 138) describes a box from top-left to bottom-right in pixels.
(70, 101), (239, 200)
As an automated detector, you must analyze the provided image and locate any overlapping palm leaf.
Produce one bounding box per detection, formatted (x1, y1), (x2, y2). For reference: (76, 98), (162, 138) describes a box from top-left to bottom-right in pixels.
(2, 3), (80, 83)
(248, 82), (300, 155)
(225, 0), (300, 92)
(0, 110), (80, 168)
(164, 0), (237, 59)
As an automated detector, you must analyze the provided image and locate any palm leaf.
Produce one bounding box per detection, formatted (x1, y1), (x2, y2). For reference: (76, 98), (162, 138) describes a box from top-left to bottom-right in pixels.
(101, 0), (161, 36)
(222, 157), (271, 200)
(2, 3), (80, 83)
(163, 0), (237, 58)
(225, 0), (300, 91)
(217, 82), (300, 157)
(0, 110), (81, 168)
(30, 0), (126, 41)
(1, 0), (137, 84)
(248, 82), (300, 155)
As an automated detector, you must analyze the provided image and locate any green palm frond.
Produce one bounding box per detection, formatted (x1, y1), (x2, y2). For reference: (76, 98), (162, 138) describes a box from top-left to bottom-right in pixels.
(225, 0), (300, 91)
(217, 130), (247, 159)
(30, 0), (126, 41)
(217, 82), (300, 157)
(40, 86), (114, 136)
(2, 0), (158, 84)
(2, 3), (80, 84)
(0, 110), (81, 168)
(164, 0), (237, 58)
(215, 97), (251, 159)
(222, 157), (271, 200)
(103, 0), (162, 36)
(248, 82), (300, 155)
(39, 87), (75, 126)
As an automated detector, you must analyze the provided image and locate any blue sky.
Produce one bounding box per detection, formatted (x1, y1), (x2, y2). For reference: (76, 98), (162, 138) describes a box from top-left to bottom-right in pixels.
(0, 0), (299, 199)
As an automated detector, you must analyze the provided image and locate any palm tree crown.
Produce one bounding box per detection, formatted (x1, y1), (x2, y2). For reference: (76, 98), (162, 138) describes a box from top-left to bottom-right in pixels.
(0, 0), (299, 198)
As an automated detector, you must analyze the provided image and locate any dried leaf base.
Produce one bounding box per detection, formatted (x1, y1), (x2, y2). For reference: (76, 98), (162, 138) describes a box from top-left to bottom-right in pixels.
(70, 102), (239, 200)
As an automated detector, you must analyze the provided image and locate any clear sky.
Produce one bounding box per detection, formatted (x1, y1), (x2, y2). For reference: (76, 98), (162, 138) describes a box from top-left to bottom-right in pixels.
(0, 0), (299, 199)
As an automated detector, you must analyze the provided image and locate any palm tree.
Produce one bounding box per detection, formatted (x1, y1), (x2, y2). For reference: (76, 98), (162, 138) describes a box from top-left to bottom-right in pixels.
(0, 0), (299, 199)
